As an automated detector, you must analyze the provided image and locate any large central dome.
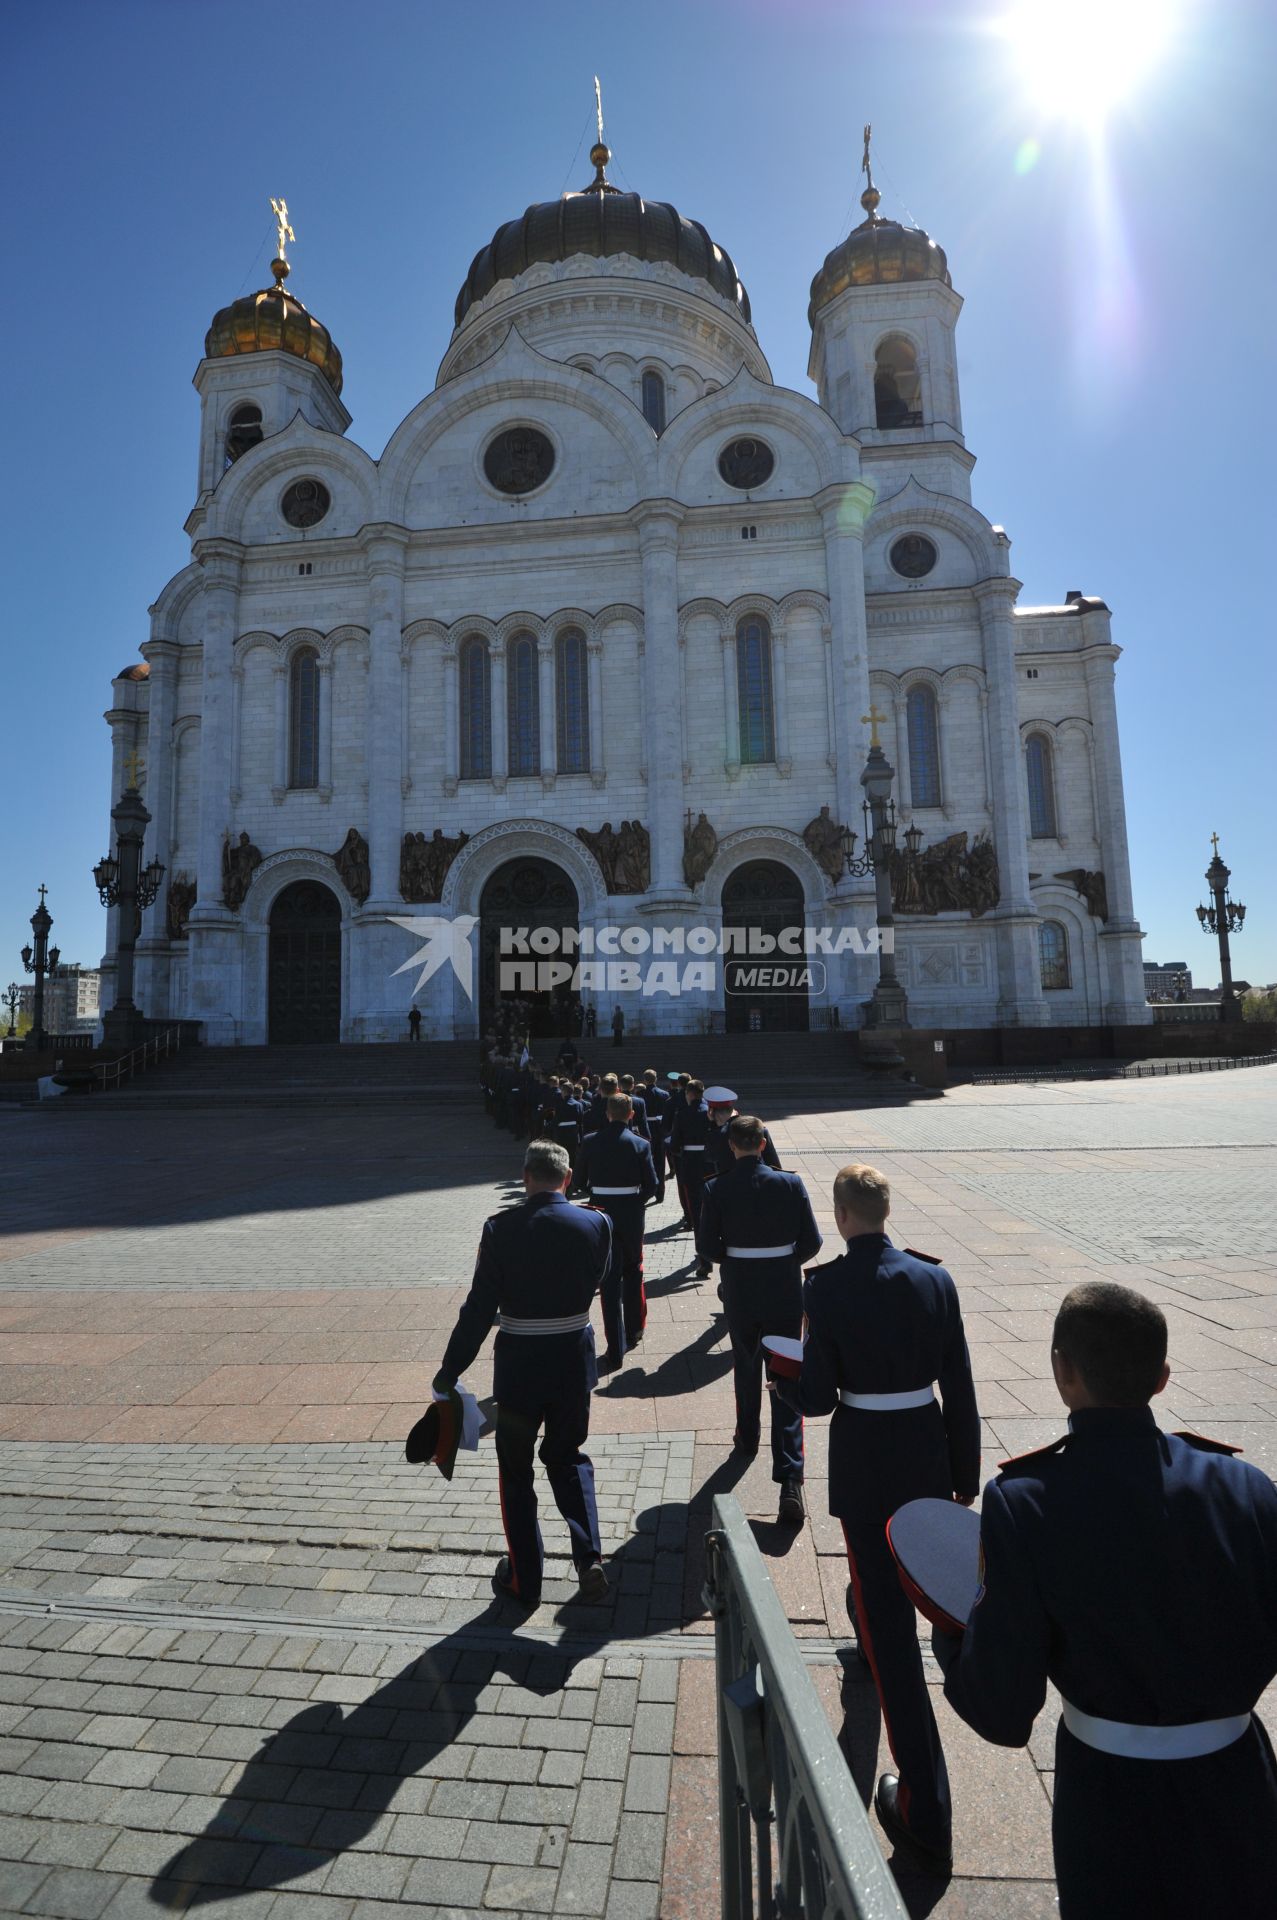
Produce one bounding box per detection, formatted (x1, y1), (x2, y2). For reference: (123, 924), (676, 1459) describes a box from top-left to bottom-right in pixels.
(454, 142), (751, 329)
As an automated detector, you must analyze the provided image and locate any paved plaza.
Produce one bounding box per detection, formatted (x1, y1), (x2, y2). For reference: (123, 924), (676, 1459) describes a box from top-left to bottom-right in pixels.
(1, 1065), (1275, 1918)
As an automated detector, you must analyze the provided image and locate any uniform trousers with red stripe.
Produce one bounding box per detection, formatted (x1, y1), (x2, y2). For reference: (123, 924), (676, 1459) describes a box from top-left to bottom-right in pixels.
(841, 1511), (953, 1849)
(491, 1331), (600, 1604)
(593, 1196), (647, 1359)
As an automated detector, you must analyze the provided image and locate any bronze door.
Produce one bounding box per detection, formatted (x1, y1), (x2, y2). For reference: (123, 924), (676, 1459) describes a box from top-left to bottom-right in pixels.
(268, 882), (341, 1044)
(721, 860), (810, 1033)
(479, 858), (579, 1038)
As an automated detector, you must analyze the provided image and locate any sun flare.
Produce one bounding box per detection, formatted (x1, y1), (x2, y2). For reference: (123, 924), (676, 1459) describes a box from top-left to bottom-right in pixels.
(997, 0), (1180, 123)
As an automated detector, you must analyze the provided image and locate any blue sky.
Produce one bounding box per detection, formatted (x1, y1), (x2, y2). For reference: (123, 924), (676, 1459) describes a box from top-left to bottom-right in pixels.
(3, 0), (1273, 995)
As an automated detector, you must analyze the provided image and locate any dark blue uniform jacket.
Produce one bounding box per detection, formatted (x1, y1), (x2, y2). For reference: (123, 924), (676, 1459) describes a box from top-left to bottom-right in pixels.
(440, 1191), (611, 1400)
(668, 1098), (713, 1158)
(641, 1083), (671, 1132)
(779, 1234), (980, 1513)
(577, 1123), (658, 1205)
(943, 1408), (1277, 1745)
(696, 1158), (821, 1281)
(706, 1120), (780, 1178)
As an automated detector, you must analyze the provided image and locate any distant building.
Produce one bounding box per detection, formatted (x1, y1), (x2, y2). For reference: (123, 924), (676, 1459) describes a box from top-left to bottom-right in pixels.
(1144, 960), (1192, 1001)
(16, 966), (101, 1034)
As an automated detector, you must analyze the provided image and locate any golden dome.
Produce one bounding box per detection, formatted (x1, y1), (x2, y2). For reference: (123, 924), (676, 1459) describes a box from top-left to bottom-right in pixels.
(808, 189), (951, 325)
(205, 259), (343, 396)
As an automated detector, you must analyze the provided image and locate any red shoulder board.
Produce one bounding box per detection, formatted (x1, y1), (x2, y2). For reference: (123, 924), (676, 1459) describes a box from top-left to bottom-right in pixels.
(1173, 1430), (1243, 1457)
(998, 1433), (1070, 1473)
(903, 1247), (943, 1266)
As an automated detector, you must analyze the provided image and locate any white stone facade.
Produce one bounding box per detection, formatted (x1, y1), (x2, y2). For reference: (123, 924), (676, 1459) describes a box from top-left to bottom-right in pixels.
(104, 177), (1149, 1043)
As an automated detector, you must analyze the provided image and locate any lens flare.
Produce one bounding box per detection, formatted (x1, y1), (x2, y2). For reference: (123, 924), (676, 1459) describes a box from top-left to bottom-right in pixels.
(1014, 137), (1041, 174)
(997, 0), (1180, 124)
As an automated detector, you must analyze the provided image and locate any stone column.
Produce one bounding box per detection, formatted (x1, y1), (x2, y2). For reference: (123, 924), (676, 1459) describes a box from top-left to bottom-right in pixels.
(587, 636), (605, 787)
(1082, 620), (1148, 1021)
(186, 538), (244, 1043)
(442, 646), (459, 794)
(973, 578), (1046, 1024)
(272, 662), (289, 796)
(139, 641), (178, 945)
(317, 659), (333, 794)
(817, 483), (878, 1013)
(772, 625), (791, 774)
(490, 640), (508, 788)
(538, 634), (556, 785)
(635, 504), (688, 903)
(99, 685), (145, 1013)
(721, 629), (741, 778)
(892, 690), (910, 811)
(360, 526), (409, 910)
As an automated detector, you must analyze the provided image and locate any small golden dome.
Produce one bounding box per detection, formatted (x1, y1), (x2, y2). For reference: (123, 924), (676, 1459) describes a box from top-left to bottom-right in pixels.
(204, 262), (343, 396)
(808, 206), (951, 325)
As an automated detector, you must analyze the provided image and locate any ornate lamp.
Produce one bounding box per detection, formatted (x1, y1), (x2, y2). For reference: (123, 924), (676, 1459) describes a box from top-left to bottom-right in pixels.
(1196, 834), (1245, 1025)
(96, 757), (164, 1049)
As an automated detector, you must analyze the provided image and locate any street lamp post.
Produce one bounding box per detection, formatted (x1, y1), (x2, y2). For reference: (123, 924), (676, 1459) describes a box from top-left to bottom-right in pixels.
(840, 713), (910, 1030)
(20, 887), (61, 1052)
(1195, 834), (1246, 1025)
(3, 983), (18, 1040)
(95, 756), (165, 1051)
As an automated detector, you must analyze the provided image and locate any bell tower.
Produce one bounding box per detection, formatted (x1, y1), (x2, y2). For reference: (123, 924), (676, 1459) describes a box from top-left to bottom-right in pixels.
(808, 131), (971, 502)
(192, 200), (350, 503)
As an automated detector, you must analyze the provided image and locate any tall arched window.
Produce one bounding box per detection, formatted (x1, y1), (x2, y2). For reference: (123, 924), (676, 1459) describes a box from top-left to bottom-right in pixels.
(1026, 732), (1058, 837)
(906, 684), (942, 807)
(737, 616), (776, 764)
(641, 369), (667, 434)
(874, 337), (922, 429)
(224, 403), (263, 469)
(289, 647), (320, 789)
(459, 636), (491, 780)
(555, 629), (589, 774)
(507, 632), (540, 777)
(1039, 920), (1070, 991)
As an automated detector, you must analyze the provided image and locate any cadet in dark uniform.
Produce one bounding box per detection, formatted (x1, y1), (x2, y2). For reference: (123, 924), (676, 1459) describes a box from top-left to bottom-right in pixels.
(577, 1093), (658, 1370)
(434, 1139), (612, 1607)
(618, 1074), (651, 1142)
(775, 1162), (980, 1875)
(705, 1093), (781, 1179)
(640, 1069), (671, 1203)
(938, 1281), (1277, 1918)
(668, 1079), (713, 1265)
(696, 1113), (821, 1523)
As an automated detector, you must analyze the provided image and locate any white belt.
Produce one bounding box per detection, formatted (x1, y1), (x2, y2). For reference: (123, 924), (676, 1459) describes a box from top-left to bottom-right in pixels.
(839, 1385), (936, 1411)
(725, 1244), (797, 1259)
(497, 1311), (592, 1336)
(556, 1120), (577, 1130)
(1061, 1699), (1250, 1761)
(593, 1186), (641, 1196)
(681, 1143), (705, 1152)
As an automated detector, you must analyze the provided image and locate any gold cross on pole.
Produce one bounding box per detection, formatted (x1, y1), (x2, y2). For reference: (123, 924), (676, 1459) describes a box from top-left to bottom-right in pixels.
(594, 76), (604, 145)
(862, 706), (887, 747)
(269, 197), (295, 264)
(862, 124), (874, 192)
(123, 748), (145, 789)
(1210, 831), (1220, 855)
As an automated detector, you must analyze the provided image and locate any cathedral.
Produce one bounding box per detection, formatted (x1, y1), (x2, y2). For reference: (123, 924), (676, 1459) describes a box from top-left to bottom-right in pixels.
(103, 135), (1149, 1043)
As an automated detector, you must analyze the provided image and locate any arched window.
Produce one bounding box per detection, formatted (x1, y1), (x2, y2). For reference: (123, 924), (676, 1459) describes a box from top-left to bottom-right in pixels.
(1026, 732), (1058, 837)
(906, 684), (942, 807)
(737, 616), (776, 764)
(224, 403), (263, 468)
(1039, 920), (1070, 991)
(555, 629), (590, 774)
(459, 636), (491, 780)
(874, 337), (922, 429)
(641, 369), (667, 434)
(288, 647), (320, 788)
(507, 632), (540, 777)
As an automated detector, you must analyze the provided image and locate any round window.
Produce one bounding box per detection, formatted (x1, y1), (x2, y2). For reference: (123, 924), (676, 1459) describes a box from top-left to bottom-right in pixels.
(280, 479), (331, 529)
(484, 427), (555, 495)
(718, 437), (775, 490)
(889, 533), (938, 579)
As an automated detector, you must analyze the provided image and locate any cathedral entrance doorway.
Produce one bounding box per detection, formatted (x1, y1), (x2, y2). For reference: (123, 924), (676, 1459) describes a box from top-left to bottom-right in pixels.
(721, 860), (810, 1033)
(479, 858), (580, 1041)
(268, 881), (342, 1044)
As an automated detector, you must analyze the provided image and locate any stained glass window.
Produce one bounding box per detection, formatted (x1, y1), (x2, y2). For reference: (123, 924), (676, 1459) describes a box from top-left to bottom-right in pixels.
(737, 617), (776, 764)
(556, 629), (589, 774)
(289, 647), (319, 788)
(459, 637), (491, 780)
(1026, 733), (1057, 837)
(641, 370), (666, 433)
(907, 685), (942, 807)
(507, 633), (540, 777)
(1039, 920), (1070, 990)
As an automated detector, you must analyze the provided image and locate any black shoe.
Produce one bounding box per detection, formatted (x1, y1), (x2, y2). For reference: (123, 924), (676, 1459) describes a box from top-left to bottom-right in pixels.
(695, 1261), (712, 1279)
(576, 1559), (610, 1603)
(491, 1557), (537, 1608)
(874, 1775), (952, 1877)
(678, 1216), (692, 1230)
(732, 1432), (759, 1459)
(597, 1350), (622, 1376)
(778, 1479), (806, 1526)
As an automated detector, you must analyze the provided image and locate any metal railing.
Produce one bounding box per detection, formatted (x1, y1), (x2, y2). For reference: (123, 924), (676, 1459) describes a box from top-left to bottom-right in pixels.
(93, 1025), (185, 1092)
(972, 1051), (1277, 1086)
(703, 1495), (908, 1920)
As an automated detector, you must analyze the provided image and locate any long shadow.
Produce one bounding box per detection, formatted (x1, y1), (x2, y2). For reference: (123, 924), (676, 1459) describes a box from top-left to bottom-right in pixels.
(597, 1319), (732, 1401)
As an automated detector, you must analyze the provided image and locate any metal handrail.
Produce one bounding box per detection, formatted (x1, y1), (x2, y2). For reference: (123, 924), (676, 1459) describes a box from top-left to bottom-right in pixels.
(972, 1051), (1277, 1086)
(703, 1494), (908, 1920)
(93, 1025), (185, 1092)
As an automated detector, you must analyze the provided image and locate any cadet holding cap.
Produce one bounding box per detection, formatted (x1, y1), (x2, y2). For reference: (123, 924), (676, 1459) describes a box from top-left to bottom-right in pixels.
(937, 1281), (1277, 1919)
(773, 1162), (980, 1877)
(696, 1114), (821, 1525)
(432, 1139), (613, 1608)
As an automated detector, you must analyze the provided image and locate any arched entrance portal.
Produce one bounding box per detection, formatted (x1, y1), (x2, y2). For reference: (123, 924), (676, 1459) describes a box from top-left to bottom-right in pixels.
(480, 858), (580, 1039)
(268, 881), (341, 1044)
(722, 860), (809, 1033)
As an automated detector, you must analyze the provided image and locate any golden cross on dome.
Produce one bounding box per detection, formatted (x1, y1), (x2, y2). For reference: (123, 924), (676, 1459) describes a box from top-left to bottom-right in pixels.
(594, 75), (604, 145)
(123, 748), (145, 789)
(1210, 831), (1220, 855)
(270, 197), (294, 264)
(862, 706), (887, 747)
(862, 125), (875, 192)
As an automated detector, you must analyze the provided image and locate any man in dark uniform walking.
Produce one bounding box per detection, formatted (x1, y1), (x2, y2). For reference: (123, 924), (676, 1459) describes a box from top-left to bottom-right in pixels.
(937, 1281), (1277, 1918)
(640, 1068), (671, 1203)
(704, 1091), (781, 1179)
(668, 1078), (714, 1270)
(433, 1140), (612, 1607)
(577, 1092), (658, 1370)
(774, 1162), (980, 1876)
(697, 1114), (821, 1524)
